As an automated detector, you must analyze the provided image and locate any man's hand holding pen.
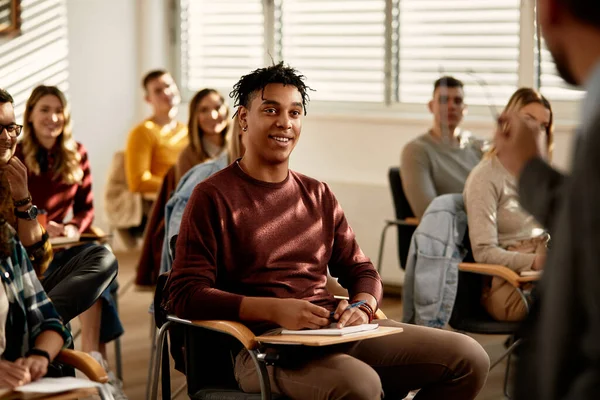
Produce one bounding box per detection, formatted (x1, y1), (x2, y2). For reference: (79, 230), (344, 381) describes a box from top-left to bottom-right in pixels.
(331, 299), (370, 328)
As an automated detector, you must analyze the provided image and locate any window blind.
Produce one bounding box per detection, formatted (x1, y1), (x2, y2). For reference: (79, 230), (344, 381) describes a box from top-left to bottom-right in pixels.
(179, 0), (266, 95)
(278, 0), (386, 102)
(0, 0), (69, 121)
(397, 0), (521, 106)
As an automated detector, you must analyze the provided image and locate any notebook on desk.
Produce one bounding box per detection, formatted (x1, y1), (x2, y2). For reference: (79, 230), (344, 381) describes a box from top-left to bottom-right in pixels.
(281, 323), (379, 336)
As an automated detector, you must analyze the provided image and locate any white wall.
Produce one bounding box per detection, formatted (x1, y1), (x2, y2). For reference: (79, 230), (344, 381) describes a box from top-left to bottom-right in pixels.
(62, 1), (578, 287)
(66, 0), (139, 233)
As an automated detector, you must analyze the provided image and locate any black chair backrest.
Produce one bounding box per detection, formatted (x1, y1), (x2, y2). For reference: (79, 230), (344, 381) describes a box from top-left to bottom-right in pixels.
(166, 234), (248, 395)
(170, 234), (178, 261)
(448, 228), (520, 334)
(388, 167), (415, 221)
(388, 167), (417, 269)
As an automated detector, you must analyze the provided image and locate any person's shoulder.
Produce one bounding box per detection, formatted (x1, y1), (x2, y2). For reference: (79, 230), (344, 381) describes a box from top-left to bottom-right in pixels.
(403, 133), (434, 154)
(459, 130), (489, 153)
(176, 157), (229, 195)
(289, 170), (335, 199)
(194, 161), (237, 192)
(75, 141), (87, 155)
(128, 120), (157, 139)
(464, 157), (500, 192)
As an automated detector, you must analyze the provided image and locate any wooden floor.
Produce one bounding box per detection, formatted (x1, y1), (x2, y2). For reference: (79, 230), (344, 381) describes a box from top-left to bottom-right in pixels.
(82, 249), (513, 400)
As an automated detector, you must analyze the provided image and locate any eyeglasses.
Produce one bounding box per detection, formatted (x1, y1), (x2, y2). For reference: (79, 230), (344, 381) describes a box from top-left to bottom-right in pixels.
(0, 124), (23, 138)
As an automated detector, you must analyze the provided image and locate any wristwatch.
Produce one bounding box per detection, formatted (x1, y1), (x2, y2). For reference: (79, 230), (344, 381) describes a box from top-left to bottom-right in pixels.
(14, 204), (39, 220)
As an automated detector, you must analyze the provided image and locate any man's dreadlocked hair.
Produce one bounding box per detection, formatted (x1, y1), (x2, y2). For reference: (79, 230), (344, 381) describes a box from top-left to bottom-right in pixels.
(230, 61), (312, 116)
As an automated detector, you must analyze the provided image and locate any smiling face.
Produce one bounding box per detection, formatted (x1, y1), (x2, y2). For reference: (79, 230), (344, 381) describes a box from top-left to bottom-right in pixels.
(0, 102), (17, 164)
(28, 94), (65, 146)
(196, 92), (228, 138)
(238, 83), (303, 166)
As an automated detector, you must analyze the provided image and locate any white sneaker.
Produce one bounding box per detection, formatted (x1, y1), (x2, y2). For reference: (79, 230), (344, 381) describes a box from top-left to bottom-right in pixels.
(89, 351), (128, 400)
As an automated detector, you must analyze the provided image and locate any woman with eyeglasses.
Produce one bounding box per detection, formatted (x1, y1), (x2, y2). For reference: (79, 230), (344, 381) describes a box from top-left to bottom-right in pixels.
(14, 86), (126, 398)
(175, 88), (231, 181)
(463, 88), (553, 322)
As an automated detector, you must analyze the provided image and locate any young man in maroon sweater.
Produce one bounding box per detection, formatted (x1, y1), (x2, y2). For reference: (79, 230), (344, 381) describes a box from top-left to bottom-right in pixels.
(168, 63), (490, 400)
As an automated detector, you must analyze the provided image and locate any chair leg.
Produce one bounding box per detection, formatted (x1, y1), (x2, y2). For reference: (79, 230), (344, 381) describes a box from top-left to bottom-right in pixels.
(248, 350), (272, 400)
(112, 290), (123, 381)
(150, 321), (172, 400)
(146, 324), (158, 400)
(490, 338), (521, 370)
(376, 222), (394, 274)
(503, 348), (513, 399)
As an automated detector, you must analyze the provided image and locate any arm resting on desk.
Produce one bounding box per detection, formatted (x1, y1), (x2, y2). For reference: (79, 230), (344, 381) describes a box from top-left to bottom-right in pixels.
(55, 349), (109, 383)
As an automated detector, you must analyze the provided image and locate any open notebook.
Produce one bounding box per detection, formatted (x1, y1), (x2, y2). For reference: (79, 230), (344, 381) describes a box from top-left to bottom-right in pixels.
(281, 323), (379, 336)
(0, 377), (100, 400)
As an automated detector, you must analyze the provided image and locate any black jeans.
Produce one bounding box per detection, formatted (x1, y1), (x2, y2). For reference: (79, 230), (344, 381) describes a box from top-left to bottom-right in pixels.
(42, 243), (118, 324)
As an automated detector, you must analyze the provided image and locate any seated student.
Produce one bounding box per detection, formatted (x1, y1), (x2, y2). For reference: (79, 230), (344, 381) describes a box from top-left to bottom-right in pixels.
(161, 118), (241, 275)
(0, 222), (72, 389)
(463, 88), (552, 322)
(14, 86), (126, 399)
(135, 89), (231, 286)
(401, 77), (485, 218)
(0, 90), (71, 389)
(168, 63), (490, 400)
(175, 88), (231, 182)
(125, 69), (188, 196)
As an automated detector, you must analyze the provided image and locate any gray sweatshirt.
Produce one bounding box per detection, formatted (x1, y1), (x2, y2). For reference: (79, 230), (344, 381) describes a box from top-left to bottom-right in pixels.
(400, 131), (484, 218)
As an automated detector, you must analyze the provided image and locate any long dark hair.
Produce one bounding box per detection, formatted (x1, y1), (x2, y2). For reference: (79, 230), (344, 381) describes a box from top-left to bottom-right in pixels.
(0, 173), (15, 258)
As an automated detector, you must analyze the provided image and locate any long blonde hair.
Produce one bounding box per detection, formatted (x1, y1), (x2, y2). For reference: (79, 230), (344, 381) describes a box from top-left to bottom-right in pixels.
(21, 86), (83, 184)
(490, 87), (554, 158)
(227, 115), (243, 163)
(188, 88), (231, 163)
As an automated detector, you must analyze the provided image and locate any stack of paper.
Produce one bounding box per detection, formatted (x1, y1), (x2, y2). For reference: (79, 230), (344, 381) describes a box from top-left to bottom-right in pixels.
(281, 323), (379, 336)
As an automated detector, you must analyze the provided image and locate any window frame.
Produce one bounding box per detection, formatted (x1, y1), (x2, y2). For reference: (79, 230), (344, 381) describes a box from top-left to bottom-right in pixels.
(174, 0), (581, 125)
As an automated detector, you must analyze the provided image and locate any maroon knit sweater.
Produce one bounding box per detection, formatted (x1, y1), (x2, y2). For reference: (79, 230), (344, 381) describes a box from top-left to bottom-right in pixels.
(15, 142), (94, 233)
(168, 161), (382, 333)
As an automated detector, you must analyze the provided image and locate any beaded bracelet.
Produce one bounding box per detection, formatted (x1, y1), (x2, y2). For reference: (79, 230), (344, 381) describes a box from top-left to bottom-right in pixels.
(358, 304), (374, 323)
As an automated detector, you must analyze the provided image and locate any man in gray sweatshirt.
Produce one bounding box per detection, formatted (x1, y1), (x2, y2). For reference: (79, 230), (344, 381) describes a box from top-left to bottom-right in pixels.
(400, 77), (485, 218)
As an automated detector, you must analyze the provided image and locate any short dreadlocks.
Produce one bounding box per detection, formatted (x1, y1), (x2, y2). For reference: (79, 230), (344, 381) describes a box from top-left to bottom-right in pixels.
(230, 62), (312, 116)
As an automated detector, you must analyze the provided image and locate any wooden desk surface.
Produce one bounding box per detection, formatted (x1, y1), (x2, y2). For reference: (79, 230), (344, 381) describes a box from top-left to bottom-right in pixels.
(255, 326), (403, 347)
(49, 235), (110, 251)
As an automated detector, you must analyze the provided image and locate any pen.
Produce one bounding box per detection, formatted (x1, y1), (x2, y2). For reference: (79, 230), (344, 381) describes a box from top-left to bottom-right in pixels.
(330, 300), (366, 318)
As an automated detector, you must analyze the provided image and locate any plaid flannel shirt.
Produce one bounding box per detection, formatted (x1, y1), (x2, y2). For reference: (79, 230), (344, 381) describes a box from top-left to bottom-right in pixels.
(0, 235), (71, 360)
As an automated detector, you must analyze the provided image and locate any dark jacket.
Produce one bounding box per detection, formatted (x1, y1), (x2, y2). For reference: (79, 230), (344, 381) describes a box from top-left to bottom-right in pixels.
(514, 112), (600, 400)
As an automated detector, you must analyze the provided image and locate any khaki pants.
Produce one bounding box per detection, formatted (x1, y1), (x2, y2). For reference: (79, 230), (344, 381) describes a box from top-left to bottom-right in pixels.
(234, 320), (490, 400)
(481, 237), (546, 322)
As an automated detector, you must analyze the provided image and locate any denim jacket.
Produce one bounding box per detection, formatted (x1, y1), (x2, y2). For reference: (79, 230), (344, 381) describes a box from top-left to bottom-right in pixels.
(159, 154), (230, 275)
(402, 194), (468, 328)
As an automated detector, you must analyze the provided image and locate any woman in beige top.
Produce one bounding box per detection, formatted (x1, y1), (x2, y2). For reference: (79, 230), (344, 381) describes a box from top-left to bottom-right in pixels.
(463, 88), (553, 322)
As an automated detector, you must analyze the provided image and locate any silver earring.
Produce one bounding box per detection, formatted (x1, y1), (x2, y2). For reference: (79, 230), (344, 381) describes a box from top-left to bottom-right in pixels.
(243, 126), (248, 131)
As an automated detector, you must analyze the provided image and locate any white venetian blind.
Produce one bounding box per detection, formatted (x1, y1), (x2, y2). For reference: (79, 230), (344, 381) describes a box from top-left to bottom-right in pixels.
(179, 0), (266, 95)
(278, 0), (386, 102)
(398, 0), (521, 106)
(0, 0), (69, 121)
(538, 39), (584, 102)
